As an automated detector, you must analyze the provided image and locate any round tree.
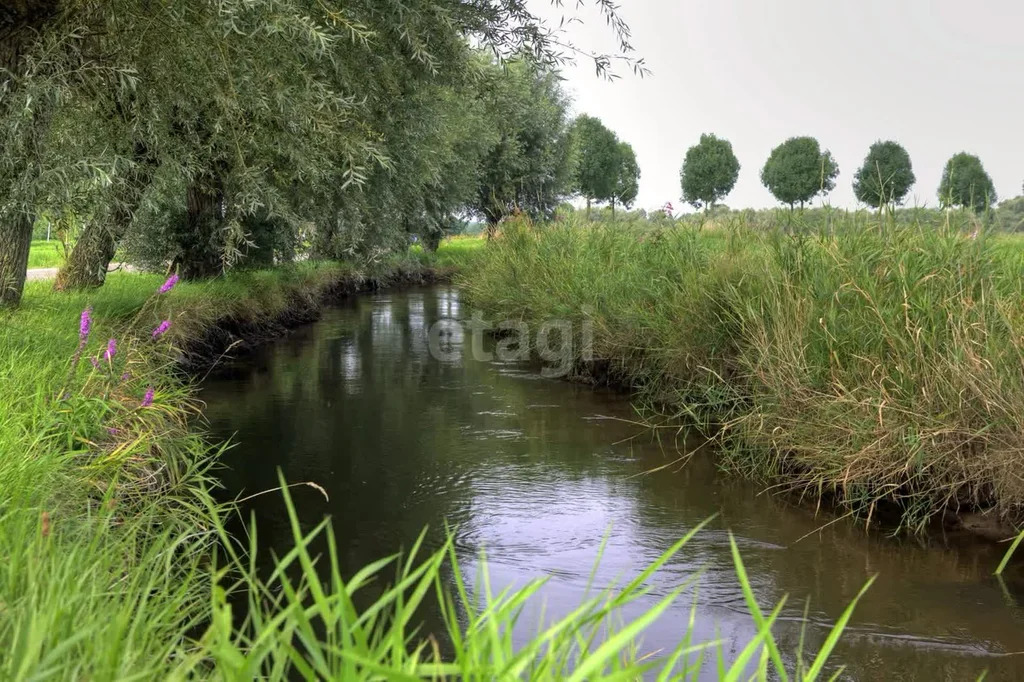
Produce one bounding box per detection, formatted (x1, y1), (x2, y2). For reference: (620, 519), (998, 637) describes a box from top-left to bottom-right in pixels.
(570, 114), (621, 216)
(760, 136), (839, 209)
(611, 141), (640, 214)
(679, 133), (740, 211)
(938, 152), (997, 213)
(853, 140), (916, 209)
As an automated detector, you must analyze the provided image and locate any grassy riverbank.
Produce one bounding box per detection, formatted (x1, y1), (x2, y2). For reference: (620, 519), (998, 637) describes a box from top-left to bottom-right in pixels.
(460, 215), (1024, 535)
(0, 254), (441, 677)
(1, 246), (868, 678)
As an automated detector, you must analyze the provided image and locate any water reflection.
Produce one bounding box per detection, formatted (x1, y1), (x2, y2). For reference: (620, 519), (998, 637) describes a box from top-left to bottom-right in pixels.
(203, 286), (1024, 681)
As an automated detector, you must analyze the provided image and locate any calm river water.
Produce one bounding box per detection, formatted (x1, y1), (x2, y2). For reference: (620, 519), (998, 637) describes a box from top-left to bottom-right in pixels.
(202, 286), (1024, 680)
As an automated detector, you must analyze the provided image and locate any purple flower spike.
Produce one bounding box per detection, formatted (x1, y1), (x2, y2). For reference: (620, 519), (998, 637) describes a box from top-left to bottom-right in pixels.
(79, 307), (92, 344)
(104, 338), (117, 363)
(107, 427), (120, 436)
(120, 372), (130, 382)
(90, 356), (100, 369)
(141, 387), (155, 408)
(152, 320), (171, 339)
(159, 274), (179, 294)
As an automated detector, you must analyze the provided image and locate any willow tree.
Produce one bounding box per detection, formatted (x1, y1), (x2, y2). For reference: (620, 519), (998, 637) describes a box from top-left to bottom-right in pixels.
(472, 59), (574, 235)
(56, 1), (383, 285)
(0, 0), (641, 303)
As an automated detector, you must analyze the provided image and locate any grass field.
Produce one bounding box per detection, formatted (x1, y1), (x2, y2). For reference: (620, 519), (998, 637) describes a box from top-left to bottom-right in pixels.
(0, 243), (868, 678)
(460, 213), (1024, 535)
(27, 239), (64, 269)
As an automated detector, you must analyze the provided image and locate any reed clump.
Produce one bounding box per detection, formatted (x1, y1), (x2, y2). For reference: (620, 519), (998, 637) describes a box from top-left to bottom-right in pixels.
(460, 212), (1024, 532)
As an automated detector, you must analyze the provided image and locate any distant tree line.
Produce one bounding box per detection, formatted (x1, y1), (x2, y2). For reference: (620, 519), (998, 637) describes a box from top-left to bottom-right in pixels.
(678, 134), (1000, 215)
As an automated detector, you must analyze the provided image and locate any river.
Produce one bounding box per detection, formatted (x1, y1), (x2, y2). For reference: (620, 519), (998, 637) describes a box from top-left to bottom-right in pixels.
(202, 285), (1024, 680)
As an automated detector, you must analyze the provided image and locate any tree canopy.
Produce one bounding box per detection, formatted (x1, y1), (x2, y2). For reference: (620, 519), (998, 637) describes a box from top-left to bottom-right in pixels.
(760, 136), (839, 209)
(853, 141), (916, 209)
(570, 115), (621, 213)
(471, 60), (573, 232)
(612, 141), (640, 211)
(938, 152), (997, 213)
(569, 117), (640, 215)
(679, 134), (740, 211)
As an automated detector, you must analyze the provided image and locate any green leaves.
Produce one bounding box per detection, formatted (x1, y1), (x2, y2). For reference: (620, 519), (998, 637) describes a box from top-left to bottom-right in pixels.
(939, 152), (997, 213)
(569, 115), (640, 214)
(853, 140), (916, 210)
(761, 137), (839, 209)
(472, 59), (574, 227)
(571, 114), (621, 207)
(680, 133), (740, 211)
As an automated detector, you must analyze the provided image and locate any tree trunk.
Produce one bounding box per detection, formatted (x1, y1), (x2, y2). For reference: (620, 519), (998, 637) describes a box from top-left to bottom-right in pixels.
(173, 179), (225, 280)
(484, 209), (501, 240)
(55, 142), (158, 291)
(610, 198), (616, 217)
(0, 215), (32, 307)
(0, 1), (60, 307)
(53, 220), (116, 290)
(586, 197), (591, 219)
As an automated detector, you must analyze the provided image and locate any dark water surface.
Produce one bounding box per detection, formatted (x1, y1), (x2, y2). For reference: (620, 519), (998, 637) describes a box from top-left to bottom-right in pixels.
(203, 286), (1024, 680)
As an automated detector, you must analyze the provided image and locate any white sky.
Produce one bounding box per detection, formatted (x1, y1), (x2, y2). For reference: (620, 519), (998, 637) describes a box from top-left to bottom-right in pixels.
(532, 0), (1024, 212)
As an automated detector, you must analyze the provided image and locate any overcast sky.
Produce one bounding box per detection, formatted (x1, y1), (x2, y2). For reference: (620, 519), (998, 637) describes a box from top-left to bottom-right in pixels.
(530, 0), (1024, 213)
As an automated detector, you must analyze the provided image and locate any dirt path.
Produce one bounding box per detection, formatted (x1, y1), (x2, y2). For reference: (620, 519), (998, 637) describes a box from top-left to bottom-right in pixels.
(26, 264), (135, 281)
(26, 267), (58, 281)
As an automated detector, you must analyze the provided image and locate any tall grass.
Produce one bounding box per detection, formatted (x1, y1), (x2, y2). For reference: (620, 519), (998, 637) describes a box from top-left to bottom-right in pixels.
(460, 213), (1024, 534)
(189, 482), (872, 680)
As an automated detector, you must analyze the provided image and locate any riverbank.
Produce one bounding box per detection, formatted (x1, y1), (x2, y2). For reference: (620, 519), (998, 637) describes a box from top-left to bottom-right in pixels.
(0, 253), (458, 677)
(458, 217), (1024, 537)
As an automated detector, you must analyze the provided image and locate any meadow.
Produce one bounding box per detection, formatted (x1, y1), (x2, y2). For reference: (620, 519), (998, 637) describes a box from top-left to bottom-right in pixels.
(460, 209), (1024, 535)
(27, 239), (65, 269)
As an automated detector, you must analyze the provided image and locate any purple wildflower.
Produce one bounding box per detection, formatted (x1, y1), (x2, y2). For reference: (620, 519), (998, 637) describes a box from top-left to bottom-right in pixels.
(104, 338), (117, 363)
(90, 356), (100, 369)
(141, 387), (155, 408)
(120, 372), (130, 382)
(159, 274), (179, 294)
(107, 427), (120, 436)
(152, 320), (171, 339)
(79, 307), (92, 344)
